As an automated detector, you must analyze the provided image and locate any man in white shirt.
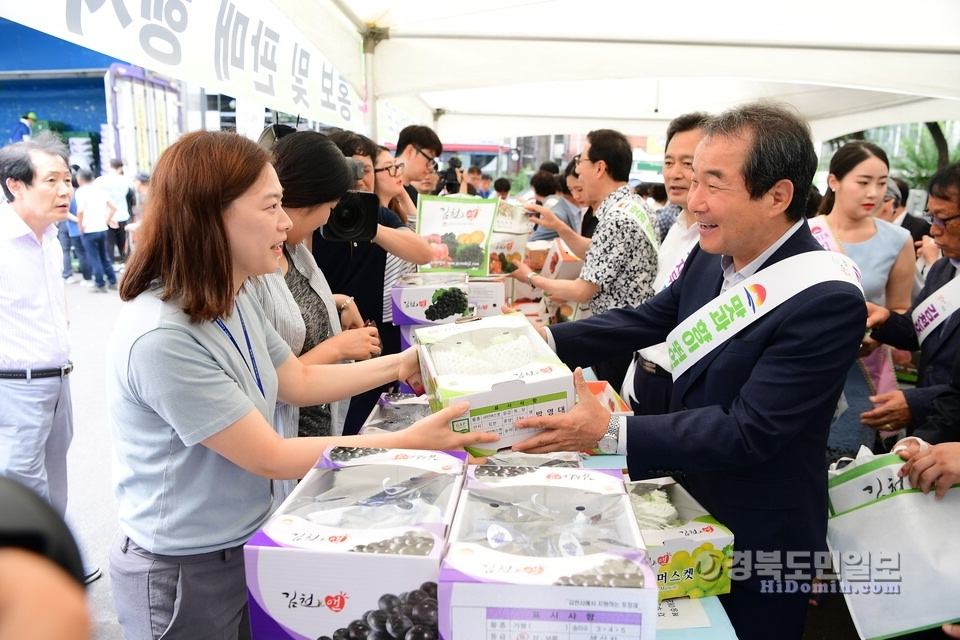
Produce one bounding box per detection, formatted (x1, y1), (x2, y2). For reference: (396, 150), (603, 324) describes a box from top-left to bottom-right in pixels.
(75, 169), (117, 292)
(95, 158), (133, 263)
(621, 112), (709, 415)
(0, 132), (100, 583)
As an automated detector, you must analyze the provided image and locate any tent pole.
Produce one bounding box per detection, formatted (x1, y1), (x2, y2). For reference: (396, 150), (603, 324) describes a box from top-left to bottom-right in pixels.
(363, 27), (389, 142)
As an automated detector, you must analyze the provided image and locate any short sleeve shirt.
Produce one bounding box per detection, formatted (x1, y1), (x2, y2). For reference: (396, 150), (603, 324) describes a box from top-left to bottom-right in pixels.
(579, 185), (659, 315)
(107, 287), (292, 554)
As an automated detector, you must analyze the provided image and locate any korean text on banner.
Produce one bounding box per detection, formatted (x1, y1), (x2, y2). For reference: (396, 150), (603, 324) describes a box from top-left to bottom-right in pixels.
(5, 0), (365, 130)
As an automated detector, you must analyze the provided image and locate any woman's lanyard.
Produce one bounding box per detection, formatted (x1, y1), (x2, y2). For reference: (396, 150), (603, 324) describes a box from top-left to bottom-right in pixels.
(215, 305), (265, 398)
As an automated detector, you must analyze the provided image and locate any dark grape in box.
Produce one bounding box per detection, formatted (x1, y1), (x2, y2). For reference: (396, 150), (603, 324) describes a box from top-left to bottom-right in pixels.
(244, 449), (466, 639)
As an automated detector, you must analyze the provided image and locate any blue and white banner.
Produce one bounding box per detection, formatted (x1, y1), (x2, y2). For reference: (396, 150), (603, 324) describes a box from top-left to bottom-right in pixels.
(2, 1), (367, 130)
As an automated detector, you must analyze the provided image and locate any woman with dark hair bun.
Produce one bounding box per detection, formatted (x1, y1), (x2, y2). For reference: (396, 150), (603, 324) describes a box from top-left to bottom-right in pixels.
(314, 130), (432, 435)
(254, 133), (381, 431)
(247, 131), (384, 505)
(809, 141), (914, 462)
(108, 130), (496, 640)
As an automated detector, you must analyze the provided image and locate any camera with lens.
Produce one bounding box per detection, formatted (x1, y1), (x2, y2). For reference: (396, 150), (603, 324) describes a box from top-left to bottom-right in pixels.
(442, 155), (463, 194)
(345, 157), (365, 182)
(320, 190), (380, 242)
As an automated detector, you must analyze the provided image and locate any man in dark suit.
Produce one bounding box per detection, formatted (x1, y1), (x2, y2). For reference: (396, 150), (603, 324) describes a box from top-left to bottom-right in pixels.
(893, 177), (932, 243)
(512, 102), (866, 640)
(864, 163), (960, 436)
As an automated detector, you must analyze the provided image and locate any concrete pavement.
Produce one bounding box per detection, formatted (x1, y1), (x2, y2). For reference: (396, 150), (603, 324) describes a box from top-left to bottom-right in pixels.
(64, 279), (125, 640)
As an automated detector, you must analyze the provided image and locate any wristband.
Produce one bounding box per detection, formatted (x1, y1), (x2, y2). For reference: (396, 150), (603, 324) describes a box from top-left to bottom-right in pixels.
(526, 272), (535, 287)
(338, 296), (354, 313)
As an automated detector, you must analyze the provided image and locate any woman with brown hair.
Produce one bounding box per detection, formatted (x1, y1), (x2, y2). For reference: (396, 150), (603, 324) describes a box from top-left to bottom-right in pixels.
(107, 130), (495, 640)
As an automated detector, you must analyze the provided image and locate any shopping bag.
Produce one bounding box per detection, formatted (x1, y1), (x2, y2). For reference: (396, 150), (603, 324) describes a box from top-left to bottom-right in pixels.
(826, 448), (960, 639)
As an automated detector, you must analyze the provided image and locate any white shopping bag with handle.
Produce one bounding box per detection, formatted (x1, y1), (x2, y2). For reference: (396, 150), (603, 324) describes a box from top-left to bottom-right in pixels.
(826, 447), (960, 639)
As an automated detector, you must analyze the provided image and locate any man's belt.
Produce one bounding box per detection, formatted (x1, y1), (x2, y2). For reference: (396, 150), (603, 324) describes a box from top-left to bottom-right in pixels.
(635, 354), (672, 378)
(0, 362), (73, 380)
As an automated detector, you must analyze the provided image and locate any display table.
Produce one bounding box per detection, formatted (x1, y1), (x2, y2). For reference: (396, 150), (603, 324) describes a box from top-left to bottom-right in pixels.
(658, 596), (738, 639)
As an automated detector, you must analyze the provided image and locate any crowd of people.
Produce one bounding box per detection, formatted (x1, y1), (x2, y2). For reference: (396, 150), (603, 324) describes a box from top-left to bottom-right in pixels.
(2, 101), (960, 640)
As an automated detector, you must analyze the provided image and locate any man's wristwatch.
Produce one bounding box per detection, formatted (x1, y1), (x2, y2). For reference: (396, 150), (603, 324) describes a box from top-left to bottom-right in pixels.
(526, 271), (535, 287)
(597, 415), (619, 454)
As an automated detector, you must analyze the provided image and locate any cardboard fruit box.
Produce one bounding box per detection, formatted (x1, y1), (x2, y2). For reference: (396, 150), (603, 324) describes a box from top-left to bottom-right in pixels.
(626, 477), (734, 601)
(586, 380), (632, 416)
(391, 272), (471, 326)
(395, 276), (508, 351)
(244, 448), (467, 640)
(414, 313), (574, 457)
(440, 466), (657, 640)
(465, 277), (507, 317)
(417, 196), (532, 277)
(539, 238), (582, 280)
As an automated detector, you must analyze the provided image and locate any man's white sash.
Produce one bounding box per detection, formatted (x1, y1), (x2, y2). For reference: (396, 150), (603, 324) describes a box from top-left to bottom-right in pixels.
(911, 272), (960, 344)
(614, 199), (660, 252)
(666, 252), (864, 379)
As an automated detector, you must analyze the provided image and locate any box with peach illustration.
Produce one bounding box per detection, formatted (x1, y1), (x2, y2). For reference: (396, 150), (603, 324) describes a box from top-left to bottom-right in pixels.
(540, 237), (583, 280)
(417, 196), (532, 277)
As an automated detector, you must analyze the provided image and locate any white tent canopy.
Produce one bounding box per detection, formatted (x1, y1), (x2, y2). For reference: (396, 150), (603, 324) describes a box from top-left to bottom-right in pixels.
(275, 0), (960, 141)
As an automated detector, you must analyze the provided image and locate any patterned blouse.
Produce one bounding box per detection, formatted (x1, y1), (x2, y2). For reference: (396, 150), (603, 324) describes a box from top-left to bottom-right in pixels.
(284, 249), (333, 437)
(579, 185), (659, 316)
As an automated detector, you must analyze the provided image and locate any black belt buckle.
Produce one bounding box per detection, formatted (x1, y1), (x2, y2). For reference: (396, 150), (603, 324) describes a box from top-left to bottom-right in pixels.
(60, 362), (74, 377)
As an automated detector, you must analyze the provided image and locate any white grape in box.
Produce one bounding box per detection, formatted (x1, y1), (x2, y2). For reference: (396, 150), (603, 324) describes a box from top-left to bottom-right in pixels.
(439, 466), (657, 640)
(627, 477), (734, 601)
(414, 313), (574, 457)
(244, 448), (466, 640)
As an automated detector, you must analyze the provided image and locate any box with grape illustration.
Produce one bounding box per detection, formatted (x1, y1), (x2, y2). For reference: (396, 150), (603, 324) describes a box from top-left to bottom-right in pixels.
(391, 273), (507, 333)
(244, 448), (467, 640)
(414, 313), (575, 457)
(439, 466), (658, 640)
(391, 272), (471, 326)
(417, 196), (532, 277)
(627, 477), (734, 601)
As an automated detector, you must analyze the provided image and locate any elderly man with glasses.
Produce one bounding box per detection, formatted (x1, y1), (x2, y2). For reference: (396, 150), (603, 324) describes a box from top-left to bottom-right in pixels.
(865, 162), (960, 440)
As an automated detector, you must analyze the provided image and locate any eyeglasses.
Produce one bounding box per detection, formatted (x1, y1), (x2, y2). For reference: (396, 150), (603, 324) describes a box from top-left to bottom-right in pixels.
(414, 147), (437, 171)
(575, 154), (596, 169)
(374, 162), (404, 177)
(924, 210), (960, 229)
